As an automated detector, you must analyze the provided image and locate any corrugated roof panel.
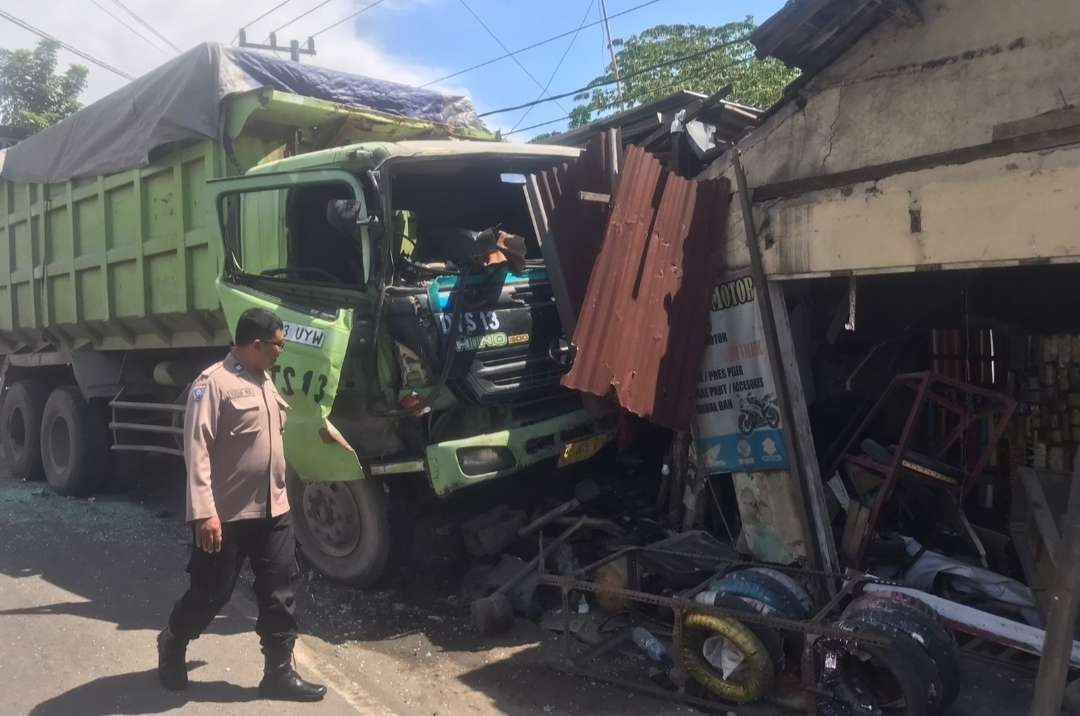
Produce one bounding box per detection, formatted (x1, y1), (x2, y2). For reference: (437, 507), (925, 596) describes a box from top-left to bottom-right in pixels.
(562, 145), (731, 430)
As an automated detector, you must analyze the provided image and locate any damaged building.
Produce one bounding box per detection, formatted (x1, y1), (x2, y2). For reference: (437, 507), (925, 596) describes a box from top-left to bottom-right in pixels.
(510, 0), (1080, 712)
(689, 0), (1080, 711)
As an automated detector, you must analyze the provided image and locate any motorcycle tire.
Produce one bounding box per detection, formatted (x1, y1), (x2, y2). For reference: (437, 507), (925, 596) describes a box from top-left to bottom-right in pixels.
(703, 592), (786, 671)
(681, 611), (775, 704)
(823, 623), (933, 716)
(848, 590), (939, 621)
(744, 567), (813, 616)
(843, 602), (959, 710)
(714, 569), (808, 620)
(738, 413), (755, 435)
(764, 405), (781, 429)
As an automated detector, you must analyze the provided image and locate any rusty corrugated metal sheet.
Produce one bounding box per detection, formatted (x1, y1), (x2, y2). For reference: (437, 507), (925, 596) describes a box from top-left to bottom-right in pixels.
(533, 133), (613, 317)
(562, 144), (731, 430)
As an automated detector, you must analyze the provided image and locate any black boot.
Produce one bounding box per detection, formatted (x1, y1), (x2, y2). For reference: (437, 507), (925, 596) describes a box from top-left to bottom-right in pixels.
(258, 645), (326, 702)
(157, 627), (188, 691)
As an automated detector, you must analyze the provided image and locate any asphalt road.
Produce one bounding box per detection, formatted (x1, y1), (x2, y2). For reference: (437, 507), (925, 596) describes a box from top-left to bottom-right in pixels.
(0, 475), (363, 716)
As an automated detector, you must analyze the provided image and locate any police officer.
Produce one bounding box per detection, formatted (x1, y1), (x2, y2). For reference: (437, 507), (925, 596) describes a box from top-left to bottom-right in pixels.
(157, 308), (326, 702)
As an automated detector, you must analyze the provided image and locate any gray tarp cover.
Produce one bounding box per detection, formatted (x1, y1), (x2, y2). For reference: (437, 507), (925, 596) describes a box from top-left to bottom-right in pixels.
(0, 42), (483, 184)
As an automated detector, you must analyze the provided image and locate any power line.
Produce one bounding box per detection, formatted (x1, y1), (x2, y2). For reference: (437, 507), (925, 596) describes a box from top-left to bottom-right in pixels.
(108, 0), (181, 52)
(457, 0), (569, 115)
(0, 9), (135, 80)
(479, 36), (754, 118)
(269, 0), (337, 37)
(420, 0), (664, 88)
(91, 0), (166, 53)
(510, 0), (595, 133)
(504, 77), (690, 137)
(311, 0), (389, 38)
(232, 0), (298, 43)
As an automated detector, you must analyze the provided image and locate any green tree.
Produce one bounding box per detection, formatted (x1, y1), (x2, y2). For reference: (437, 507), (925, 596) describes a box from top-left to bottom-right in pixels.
(568, 19), (797, 129)
(0, 40), (88, 132)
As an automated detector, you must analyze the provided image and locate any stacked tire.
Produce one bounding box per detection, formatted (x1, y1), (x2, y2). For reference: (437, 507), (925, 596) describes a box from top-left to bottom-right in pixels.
(817, 592), (959, 716)
(682, 567), (812, 703)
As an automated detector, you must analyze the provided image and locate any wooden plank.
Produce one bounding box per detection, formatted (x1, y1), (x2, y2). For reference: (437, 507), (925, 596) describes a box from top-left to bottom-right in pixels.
(770, 280), (841, 574)
(1018, 467), (1061, 567)
(992, 108), (1080, 142)
(732, 151), (837, 579)
(1030, 504), (1080, 714)
(752, 122), (1080, 202)
(577, 191), (611, 204)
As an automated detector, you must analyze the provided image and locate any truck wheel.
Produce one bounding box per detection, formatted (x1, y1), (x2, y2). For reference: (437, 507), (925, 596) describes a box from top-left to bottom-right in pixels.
(40, 386), (108, 496)
(288, 470), (390, 588)
(1, 380), (50, 480)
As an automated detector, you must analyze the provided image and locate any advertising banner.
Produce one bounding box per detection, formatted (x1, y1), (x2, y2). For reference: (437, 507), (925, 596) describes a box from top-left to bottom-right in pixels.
(694, 270), (789, 473)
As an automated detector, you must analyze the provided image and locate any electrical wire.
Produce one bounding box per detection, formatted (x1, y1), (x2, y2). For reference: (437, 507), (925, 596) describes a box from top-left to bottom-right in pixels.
(0, 9), (135, 80)
(90, 0), (165, 53)
(269, 0), (338, 37)
(232, 0), (298, 43)
(420, 0), (664, 88)
(503, 59), (747, 138)
(509, 0), (596, 133)
(480, 37), (754, 118)
(310, 0), (389, 37)
(457, 0), (569, 115)
(108, 0), (181, 52)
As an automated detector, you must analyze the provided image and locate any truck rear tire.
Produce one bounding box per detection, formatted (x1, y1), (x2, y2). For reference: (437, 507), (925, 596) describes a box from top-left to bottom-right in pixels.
(1, 380), (50, 480)
(288, 470), (391, 588)
(40, 386), (108, 496)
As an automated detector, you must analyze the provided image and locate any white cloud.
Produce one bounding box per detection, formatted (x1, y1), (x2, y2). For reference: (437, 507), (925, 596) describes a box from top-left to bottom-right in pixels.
(0, 0), (472, 104)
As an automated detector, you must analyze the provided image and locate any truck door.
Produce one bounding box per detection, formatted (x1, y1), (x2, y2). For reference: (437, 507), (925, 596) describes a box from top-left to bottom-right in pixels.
(209, 169), (374, 483)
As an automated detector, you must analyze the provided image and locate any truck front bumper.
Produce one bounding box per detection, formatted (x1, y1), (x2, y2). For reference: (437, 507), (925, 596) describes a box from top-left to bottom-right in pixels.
(424, 408), (612, 496)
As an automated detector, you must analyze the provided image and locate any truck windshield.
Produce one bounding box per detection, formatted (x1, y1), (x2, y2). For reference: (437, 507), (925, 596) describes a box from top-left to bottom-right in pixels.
(390, 164), (544, 270)
(223, 180), (370, 288)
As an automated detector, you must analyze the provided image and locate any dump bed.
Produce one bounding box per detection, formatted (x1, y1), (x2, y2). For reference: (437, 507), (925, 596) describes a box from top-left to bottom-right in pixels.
(0, 43), (489, 355)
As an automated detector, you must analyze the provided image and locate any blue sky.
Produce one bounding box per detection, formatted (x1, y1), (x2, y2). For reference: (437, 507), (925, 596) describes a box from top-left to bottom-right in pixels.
(369, 0), (787, 138)
(3, 0), (786, 140)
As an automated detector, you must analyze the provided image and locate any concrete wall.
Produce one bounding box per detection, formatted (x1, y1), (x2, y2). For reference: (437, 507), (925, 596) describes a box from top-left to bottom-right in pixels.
(707, 0), (1080, 277)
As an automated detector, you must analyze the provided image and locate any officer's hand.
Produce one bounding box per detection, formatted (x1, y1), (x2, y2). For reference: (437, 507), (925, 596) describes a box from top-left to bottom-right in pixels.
(195, 515), (223, 553)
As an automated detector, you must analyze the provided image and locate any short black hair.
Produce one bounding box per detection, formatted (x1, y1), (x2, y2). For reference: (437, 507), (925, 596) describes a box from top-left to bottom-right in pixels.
(235, 308), (284, 346)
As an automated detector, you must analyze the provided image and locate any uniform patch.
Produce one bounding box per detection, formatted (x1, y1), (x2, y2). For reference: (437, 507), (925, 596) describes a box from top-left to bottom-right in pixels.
(192, 387), (206, 402)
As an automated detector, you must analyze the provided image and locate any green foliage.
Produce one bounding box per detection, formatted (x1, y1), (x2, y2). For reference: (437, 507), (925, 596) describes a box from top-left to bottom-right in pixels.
(568, 19), (798, 129)
(0, 40), (88, 132)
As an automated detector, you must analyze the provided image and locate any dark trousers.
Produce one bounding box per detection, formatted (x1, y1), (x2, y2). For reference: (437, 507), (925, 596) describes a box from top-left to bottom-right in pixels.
(168, 511), (299, 650)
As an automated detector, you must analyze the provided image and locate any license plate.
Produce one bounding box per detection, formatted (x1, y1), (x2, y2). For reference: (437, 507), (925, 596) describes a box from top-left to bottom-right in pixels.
(558, 434), (609, 467)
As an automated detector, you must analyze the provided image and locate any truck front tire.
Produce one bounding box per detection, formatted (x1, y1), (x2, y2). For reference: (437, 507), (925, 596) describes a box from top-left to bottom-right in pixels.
(40, 386), (108, 496)
(288, 470), (391, 588)
(1, 380), (50, 480)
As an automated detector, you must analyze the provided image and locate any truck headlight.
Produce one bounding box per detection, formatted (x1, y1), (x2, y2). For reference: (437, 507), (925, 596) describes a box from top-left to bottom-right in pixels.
(456, 446), (516, 476)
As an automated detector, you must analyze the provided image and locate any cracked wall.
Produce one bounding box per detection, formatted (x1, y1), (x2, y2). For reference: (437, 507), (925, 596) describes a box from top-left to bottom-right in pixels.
(703, 0), (1080, 277)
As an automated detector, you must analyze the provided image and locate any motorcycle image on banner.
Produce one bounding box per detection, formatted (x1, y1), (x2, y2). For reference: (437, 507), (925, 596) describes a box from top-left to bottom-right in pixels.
(694, 271), (789, 473)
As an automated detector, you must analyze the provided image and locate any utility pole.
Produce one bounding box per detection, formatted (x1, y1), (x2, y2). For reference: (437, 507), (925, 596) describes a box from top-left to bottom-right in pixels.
(237, 29), (316, 62)
(598, 0), (623, 107)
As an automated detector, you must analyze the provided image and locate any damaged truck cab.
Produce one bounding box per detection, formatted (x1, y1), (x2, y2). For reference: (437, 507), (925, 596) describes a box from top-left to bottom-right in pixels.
(0, 44), (612, 590)
(210, 141), (612, 585)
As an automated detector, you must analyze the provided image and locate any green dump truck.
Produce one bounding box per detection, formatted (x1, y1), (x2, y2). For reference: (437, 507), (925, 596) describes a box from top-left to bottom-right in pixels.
(0, 44), (611, 585)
